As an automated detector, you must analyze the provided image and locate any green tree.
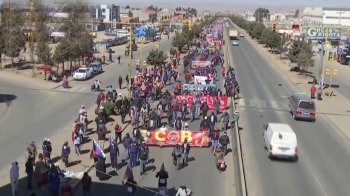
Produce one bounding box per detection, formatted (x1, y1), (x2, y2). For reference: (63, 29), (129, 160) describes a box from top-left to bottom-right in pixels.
(169, 47), (176, 58)
(128, 10), (133, 17)
(287, 41), (313, 64)
(33, 0), (53, 66)
(260, 28), (271, 45)
(146, 49), (168, 66)
(53, 39), (70, 73)
(124, 5), (130, 9)
(297, 49), (315, 73)
(60, 2), (93, 68)
(252, 23), (265, 40)
(1, 3), (25, 70)
(192, 24), (201, 38)
(254, 8), (270, 22)
(172, 32), (187, 51)
(294, 9), (300, 17)
(267, 32), (281, 53)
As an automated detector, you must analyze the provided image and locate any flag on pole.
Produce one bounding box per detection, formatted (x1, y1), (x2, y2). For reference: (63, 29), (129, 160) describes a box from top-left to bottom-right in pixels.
(122, 165), (134, 184)
(109, 136), (114, 146)
(92, 139), (105, 158)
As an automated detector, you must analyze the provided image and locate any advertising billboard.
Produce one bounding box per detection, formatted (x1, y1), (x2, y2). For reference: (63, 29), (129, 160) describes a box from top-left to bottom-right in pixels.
(305, 24), (342, 40)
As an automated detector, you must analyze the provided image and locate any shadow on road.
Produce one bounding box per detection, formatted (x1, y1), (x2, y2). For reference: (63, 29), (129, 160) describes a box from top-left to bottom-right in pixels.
(74, 181), (177, 196)
(0, 94), (16, 106)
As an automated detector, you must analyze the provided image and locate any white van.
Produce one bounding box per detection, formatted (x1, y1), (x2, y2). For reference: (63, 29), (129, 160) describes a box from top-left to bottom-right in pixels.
(116, 30), (130, 38)
(263, 123), (298, 162)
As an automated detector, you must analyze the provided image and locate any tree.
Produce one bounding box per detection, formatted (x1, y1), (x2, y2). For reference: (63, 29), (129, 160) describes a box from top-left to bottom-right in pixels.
(146, 49), (168, 66)
(297, 49), (315, 73)
(1, 3), (25, 70)
(125, 5), (130, 9)
(260, 28), (271, 45)
(188, 8), (197, 17)
(172, 32), (187, 52)
(252, 23), (265, 40)
(60, 2), (93, 68)
(128, 10), (133, 17)
(53, 39), (70, 72)
(254, 8), (270, 22)
(287, 41), (313, 65)
(294, 9), (300, 18)
(192, 24), (201, 38)
(33, 0), (53, 67)
(169, 47), (176, 58)
(267, 32), (281, 53)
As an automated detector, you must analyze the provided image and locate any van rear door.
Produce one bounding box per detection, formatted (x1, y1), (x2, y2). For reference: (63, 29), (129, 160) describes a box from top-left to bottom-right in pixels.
(272, 133), (297, 156)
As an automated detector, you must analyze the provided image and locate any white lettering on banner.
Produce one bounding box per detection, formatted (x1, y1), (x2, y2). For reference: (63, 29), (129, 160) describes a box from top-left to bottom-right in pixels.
(194, 75), (207, 84)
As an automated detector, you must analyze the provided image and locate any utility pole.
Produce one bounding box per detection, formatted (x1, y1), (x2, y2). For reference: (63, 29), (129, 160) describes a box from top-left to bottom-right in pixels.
(336, 11), (345, 25)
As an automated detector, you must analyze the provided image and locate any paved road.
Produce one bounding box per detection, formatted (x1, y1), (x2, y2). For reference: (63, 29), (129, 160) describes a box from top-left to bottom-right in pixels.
(0, 36), (173, 175)
(73, 41), (235, 196)
(227, 24), (350, 196)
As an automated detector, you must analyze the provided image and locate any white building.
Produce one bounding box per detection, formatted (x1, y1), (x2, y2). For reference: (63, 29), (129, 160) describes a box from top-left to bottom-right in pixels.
(270, 13), (286, 22)
(302, 7), (350, 26)
(322, 7), (350, 26)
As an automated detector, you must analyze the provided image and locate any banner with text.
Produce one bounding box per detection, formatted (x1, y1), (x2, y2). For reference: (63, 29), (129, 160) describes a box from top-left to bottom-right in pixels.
(176, 95), (228, 111)
(140, 130), (210, 147)
(194, 75), (207, 84)
(191, 61), (211, 69)
(181, 84), (217, 93)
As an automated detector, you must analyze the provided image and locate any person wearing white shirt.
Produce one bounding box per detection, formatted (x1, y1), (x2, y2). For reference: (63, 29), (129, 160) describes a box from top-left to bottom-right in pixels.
(159, 125), (167, 132)
(10, 162), (19, 196)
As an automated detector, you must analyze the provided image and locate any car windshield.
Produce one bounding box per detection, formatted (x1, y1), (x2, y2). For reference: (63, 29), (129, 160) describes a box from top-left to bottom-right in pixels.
(76, 69), (87, 73)
(299, 101), (315, 110)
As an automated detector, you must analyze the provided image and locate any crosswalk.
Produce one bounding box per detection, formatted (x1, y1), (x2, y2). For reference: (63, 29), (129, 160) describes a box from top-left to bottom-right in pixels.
(235, 98), (289, 112)
(55, 85), (93, 93)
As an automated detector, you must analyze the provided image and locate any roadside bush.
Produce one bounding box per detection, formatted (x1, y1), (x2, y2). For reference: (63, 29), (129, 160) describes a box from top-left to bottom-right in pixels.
(95, 101), (115, 116)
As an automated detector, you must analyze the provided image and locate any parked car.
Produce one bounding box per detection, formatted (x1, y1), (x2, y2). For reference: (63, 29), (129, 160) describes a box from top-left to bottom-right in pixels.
(73, 67), (93, 80)
(232, 41), (239, 46)
(89, 61), (103, 75)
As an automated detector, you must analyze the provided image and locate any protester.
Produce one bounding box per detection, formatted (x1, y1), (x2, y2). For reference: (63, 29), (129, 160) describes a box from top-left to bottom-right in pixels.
(10, 162), (19, 196)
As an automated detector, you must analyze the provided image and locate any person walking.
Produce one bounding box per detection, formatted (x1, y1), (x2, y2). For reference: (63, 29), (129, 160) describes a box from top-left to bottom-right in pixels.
(10, 162), (19, 196)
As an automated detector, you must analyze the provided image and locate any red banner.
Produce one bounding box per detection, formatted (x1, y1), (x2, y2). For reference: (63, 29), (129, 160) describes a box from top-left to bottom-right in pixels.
(140, 130), (210, 147)
(176, 95), (228, 111)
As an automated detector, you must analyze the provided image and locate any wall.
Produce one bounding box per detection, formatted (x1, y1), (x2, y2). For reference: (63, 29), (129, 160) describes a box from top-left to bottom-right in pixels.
(323, 10), (350, 26)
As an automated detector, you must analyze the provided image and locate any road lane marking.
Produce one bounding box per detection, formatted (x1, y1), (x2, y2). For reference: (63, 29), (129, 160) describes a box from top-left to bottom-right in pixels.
(236, 98), (246, 107)
(270, 101), (280, 109)
(313, 174), (329, 196)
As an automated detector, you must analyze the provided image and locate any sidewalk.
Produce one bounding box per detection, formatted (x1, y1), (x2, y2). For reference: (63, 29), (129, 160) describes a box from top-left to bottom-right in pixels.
(0, 88), (128, 196)
(235, 25), (350, 140)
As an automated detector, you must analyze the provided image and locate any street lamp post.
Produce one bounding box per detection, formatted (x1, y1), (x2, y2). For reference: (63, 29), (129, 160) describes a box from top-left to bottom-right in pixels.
(336, 11), (345, 25)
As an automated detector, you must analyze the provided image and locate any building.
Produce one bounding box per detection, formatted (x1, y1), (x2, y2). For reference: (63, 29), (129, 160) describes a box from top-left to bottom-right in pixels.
(302, 7), (325, 25)
(120, 9), (157, 23)
(322, 7), (350, 26)
(159, 9), (172, 21)
(270, 13), (287, 21)
(90, 4), (120, 30)
(302, 7), (350, 26)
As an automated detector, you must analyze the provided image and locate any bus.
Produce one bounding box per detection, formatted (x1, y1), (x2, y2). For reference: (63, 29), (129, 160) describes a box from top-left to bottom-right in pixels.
(116, 30), (130, 37)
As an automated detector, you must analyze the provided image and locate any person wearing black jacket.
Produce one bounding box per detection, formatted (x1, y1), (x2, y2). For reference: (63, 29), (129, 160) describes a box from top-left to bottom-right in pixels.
(181, 139), (191, 164)
(120, 106), (128, 124)
(219, 132), (230, 155)
(156, 163), (169, 188)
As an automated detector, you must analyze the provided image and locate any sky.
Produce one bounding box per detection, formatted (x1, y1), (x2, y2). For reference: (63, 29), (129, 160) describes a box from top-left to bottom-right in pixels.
(8, 0), (350, 12)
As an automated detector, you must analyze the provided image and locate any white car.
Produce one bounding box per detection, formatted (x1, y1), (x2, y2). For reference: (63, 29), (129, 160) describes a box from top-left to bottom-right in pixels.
(89, 61), (103, 75)
(232, 41), (239, 46)
(73, 67), (93, 80)
(240, 34), (244, 37)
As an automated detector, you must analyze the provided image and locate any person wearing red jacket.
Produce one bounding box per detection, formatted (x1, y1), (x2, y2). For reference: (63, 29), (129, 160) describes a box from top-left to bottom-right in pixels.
(114, 124), (123, 144)
(310, 84), (316, 99)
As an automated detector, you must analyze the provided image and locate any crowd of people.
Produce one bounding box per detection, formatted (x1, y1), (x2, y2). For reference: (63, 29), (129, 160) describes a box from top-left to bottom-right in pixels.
(8, 18), (235, 196)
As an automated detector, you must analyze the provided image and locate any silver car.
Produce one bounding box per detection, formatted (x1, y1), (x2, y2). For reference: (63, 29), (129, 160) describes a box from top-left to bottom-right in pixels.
(232, 41), (239, 46)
